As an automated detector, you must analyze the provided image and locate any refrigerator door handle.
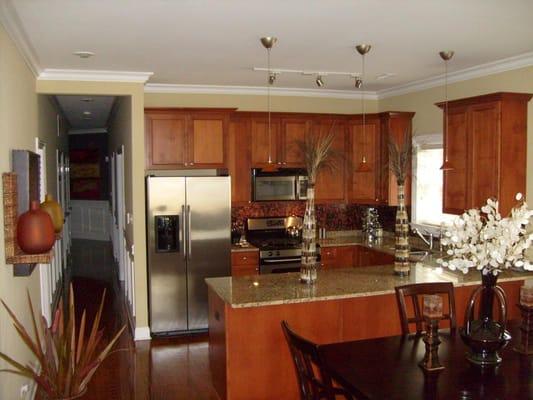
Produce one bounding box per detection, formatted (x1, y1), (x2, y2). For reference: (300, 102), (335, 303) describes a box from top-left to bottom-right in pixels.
(187, 205), (192, 260)
(181, 205), (186, 259)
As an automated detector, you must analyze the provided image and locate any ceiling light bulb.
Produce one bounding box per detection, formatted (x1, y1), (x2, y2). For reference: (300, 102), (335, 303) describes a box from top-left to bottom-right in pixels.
(316, 75), (324, 87)
(354, 78), (363, 88)
(73, 51), (95, 59)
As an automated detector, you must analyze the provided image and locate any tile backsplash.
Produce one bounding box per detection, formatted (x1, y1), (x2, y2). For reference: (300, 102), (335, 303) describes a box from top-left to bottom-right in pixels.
(232, 202), (403, 232)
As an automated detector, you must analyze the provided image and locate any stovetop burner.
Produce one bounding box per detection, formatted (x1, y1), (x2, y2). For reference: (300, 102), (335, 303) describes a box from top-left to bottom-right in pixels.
(249, 237), (302, 251)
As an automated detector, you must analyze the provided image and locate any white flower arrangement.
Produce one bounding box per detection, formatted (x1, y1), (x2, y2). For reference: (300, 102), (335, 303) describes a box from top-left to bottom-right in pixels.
(437, 194), (533, 275)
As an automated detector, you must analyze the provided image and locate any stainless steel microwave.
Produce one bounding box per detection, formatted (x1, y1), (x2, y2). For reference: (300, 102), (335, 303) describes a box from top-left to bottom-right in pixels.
(252, 168), (309, 201)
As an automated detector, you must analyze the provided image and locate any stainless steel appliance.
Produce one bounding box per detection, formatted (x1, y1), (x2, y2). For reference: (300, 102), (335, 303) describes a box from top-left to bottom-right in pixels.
(246, 216), (319, 274)
(146, 173), (231, 335)
(252, 168), (308, 201)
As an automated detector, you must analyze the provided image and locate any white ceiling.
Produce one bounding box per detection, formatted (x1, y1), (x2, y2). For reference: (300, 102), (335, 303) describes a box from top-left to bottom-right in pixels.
(55, 95), (116, 130)
(5, 0), (533, 91)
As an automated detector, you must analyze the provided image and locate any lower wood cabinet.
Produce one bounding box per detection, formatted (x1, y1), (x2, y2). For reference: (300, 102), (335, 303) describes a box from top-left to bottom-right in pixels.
(321, 245), (394, 269)
(357, 246), (395, 267)
(231, 251), (259, 277)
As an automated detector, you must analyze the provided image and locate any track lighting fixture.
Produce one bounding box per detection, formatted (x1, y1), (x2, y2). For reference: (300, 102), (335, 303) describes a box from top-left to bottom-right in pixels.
(354, 77), (363, 89)
(268, 72), (277, 85)
(316, 75), (324, 87)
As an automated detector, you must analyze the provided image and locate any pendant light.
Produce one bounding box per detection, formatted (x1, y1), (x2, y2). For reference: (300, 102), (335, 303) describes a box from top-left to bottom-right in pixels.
(355, 44), (372, 173)
(439, 50), (455, 171)
(260, 36), (278, 172)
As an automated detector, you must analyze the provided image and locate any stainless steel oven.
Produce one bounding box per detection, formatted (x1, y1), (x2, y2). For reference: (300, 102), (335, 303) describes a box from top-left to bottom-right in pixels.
(252, 168), (308, 201)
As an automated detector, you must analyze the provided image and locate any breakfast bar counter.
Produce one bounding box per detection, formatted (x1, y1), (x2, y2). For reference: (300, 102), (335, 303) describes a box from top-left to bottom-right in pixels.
(206, 265), (529, 400)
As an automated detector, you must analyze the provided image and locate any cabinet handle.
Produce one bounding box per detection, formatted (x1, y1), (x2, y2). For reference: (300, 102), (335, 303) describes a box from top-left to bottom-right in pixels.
(190, 162), (194, 165)
(243, 256), (247, 260)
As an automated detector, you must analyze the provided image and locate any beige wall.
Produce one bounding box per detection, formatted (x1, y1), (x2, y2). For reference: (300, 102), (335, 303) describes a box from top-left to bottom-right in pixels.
(35, 81), (149, 330)
(0, 25), (67, 398)
(379, 66), (533, 200)
(145, 92), (379, 114)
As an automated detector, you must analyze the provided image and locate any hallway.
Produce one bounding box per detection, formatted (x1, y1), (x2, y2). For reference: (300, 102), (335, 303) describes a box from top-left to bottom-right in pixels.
(47, 239), (220, 400)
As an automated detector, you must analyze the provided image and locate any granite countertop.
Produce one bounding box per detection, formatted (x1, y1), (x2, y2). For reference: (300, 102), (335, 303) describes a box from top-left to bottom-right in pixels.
(206, 264), (532, 308)
(231, 244), (258, 253)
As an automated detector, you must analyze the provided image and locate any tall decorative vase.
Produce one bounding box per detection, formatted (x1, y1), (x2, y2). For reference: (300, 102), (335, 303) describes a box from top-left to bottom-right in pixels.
(394, 183), (410, 276)
(300, 184), (318, 284)
(460, 269), (511, 366)
(16, 200), (55, 254)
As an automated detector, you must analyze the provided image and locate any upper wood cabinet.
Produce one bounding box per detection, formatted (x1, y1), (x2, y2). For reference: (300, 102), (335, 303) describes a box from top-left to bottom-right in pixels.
(437, 92), (532, 216)
(229, 117), (252, 204)
(378, 112), (415, 206)
(279, 117), (309, 167)
(314, 118), (346, 203)
(348, 116), (382, 204)
(250, 116), (280, 167)
(145, 108), (231, 169)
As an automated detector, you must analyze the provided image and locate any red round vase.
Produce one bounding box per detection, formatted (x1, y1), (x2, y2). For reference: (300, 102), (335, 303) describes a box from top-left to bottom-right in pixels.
(16, 200), (55, 254)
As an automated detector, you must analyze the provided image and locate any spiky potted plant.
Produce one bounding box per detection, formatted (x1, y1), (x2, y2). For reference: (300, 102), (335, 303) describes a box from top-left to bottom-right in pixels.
(0, 285), (125, 399)
(298, 122), (340, 284)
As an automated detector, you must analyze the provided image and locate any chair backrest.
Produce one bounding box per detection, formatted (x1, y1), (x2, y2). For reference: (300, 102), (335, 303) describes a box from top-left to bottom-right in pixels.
(281, 321), (352, 400)
(395, 282), (457, 335)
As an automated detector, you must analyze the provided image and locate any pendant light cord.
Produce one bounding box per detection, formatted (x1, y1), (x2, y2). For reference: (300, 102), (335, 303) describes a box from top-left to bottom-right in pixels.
(267, 47), (272, 164)
(444, 59), (449, 163)
(361, 54), (366, 163)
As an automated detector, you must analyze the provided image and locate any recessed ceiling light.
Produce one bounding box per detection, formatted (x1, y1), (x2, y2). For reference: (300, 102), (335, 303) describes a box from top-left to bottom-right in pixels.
(83, 111), (92, 116)
(73, 51), (95, 59)
(81, 97), (94, 102)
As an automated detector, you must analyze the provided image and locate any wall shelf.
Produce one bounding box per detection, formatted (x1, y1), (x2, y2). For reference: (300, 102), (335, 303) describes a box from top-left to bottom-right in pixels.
(3, 173), (53, 273)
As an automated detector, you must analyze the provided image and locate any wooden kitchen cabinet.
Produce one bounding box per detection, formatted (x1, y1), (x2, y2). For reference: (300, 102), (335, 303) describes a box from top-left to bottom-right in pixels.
(348, 115), (382, 204)
(356, 246), (394, 267)
(321, 245), (356, 269)
(229, 117), (252, 204)
(145, 108), (232, 169)
(231, 250), (259, 277)
(378, 112), (414, 206)
(279, 117), (310, 167)
(315, 118), (346, 203)
(250, 116), (281, 167)
(437, 92), (532, 216)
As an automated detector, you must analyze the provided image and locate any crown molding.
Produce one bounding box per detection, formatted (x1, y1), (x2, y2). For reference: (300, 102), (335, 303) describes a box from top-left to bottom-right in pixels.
(38, 69), (154, 83)
(0, 0), (41, 76)
(145, 83), (379, 100)
(377, 51), (533, 99)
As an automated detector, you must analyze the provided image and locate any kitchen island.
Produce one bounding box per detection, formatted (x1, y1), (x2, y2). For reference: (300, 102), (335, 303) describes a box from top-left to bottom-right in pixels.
(206, 264), (528, 400)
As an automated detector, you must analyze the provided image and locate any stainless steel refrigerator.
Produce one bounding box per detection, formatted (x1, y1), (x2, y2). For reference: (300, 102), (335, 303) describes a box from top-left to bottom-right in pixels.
(146, 174), (231, 335)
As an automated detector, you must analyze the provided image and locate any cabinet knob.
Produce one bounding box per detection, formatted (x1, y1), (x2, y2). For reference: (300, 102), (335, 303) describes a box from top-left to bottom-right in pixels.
(243, 256), (247, 260)
(190, 162), (194, 166)
(277, 162), (282, 165)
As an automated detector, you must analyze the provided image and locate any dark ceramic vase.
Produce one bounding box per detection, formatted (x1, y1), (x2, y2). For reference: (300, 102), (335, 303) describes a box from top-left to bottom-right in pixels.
(16, 200), (55, 254)
(460, 269), (511, 366)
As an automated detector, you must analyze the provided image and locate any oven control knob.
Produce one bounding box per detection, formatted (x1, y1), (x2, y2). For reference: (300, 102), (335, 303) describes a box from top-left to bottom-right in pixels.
(268, 251), (273, 257)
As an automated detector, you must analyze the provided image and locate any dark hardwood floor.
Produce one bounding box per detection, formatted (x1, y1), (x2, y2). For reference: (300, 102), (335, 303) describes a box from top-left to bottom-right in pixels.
(38, 239), (220, 400)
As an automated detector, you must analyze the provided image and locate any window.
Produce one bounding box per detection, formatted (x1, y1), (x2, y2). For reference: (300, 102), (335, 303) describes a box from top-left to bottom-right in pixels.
(412, 135), (456, 229)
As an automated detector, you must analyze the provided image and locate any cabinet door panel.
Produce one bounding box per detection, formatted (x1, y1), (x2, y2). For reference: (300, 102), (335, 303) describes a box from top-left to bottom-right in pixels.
(315, 120), (346, 202)
(443, 107), (469, 214)
(146, 114), (187, 168)
(469, 102), (500, 209)
(229, 119), (251, 203)
(190, 117), (226, 166)
(251, 118), (279, 166)
(350, 121), (379, 203)
(280, 118), (308, 167)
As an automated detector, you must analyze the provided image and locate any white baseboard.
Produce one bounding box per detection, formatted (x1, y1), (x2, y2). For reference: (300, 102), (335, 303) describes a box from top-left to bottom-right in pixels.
(134, 326), (151, 341)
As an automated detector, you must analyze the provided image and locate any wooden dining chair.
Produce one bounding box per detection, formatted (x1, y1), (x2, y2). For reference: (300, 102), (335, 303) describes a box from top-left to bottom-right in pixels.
(395, 282), (457, 335)
(281, 321), (354, 400)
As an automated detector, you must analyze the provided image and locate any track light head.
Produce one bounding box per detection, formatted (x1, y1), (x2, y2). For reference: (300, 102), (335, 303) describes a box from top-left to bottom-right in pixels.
(354, 77), (363, 88)
(268, 72), (277, 85)
(316, 75), (324, 87)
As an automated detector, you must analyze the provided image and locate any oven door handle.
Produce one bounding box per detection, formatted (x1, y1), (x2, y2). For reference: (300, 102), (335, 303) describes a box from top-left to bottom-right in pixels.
(263, 258), (300, 263)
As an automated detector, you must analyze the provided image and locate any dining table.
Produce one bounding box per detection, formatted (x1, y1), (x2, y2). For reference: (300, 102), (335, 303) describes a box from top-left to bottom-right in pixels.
(319, 324), (533, 400)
